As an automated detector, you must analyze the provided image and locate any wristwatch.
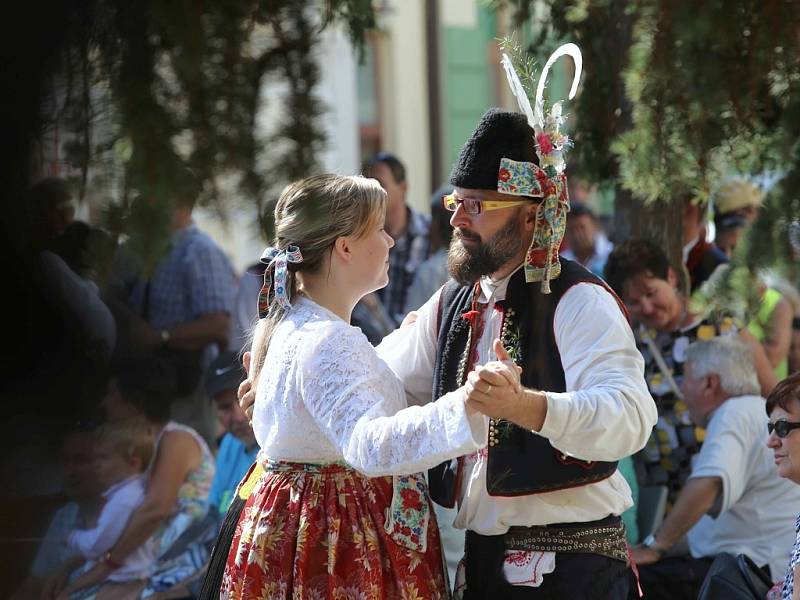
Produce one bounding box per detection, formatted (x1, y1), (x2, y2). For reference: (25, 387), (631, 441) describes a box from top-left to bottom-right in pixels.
(642, 533), (666, 557)
(160, 329), (171, 348)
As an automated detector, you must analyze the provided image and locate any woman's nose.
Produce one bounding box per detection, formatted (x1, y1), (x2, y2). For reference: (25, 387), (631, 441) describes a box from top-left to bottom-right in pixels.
(766, 430), (780, 448)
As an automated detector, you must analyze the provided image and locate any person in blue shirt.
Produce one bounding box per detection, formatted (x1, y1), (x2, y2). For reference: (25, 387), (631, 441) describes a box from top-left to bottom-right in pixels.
(205, 351), (259, 515)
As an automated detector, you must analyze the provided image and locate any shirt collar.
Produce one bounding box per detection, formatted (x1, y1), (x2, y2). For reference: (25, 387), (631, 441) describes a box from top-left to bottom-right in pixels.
(103, 473), (142, 498)
(477, 262), (525, 304)
(174, 221), (197, 240)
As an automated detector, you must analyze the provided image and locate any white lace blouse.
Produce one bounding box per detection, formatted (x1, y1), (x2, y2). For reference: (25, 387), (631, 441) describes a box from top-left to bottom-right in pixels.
(251, 297), (487, 476)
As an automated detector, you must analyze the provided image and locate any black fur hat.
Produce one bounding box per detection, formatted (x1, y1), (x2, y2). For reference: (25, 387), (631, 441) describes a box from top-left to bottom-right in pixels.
(449, 109), (537, 190)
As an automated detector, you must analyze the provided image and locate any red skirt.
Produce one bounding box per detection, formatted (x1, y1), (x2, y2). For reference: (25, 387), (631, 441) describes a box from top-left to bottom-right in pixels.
(221, 460), (449, 599)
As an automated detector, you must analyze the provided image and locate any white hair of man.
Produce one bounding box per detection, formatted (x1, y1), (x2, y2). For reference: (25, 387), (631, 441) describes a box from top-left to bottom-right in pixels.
(684, 336), (761, 397)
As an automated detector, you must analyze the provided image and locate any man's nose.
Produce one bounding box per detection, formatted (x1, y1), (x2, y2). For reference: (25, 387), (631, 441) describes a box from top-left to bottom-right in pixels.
(450, 202), (470, 228)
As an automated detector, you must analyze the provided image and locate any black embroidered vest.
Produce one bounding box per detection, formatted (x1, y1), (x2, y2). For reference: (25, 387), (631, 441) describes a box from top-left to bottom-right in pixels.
(428, 258), (624, 507)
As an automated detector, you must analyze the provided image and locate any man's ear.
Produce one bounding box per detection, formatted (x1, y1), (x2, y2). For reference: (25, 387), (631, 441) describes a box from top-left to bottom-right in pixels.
(706, 372), (721, 397)
(522, 201), (540, 231)
(332, 236), (353, 263)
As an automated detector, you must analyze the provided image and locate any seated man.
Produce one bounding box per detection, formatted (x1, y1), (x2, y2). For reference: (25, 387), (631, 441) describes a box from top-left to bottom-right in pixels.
(205, 351), (259, 516)
(632, 336), (800, 598)
(11, 425), (103, 600)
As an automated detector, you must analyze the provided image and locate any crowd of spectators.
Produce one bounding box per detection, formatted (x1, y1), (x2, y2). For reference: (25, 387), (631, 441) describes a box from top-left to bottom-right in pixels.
(7, 162), (800, 599)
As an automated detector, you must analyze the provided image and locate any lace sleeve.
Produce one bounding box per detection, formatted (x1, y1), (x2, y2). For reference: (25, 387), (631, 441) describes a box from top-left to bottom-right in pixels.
(298, 322), (486, 476)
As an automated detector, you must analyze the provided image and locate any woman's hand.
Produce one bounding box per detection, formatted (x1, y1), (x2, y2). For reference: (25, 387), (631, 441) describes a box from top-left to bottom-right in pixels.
(41, 557), (83, 600)
(239, 351), (256, 423)
(41, 571), (68, 600)
(400, 311), (419, 328)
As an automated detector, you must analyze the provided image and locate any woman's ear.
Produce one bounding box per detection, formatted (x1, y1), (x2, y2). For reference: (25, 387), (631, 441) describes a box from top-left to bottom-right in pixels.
(667, 266), (678, 289)
(332, 236), (353, 263)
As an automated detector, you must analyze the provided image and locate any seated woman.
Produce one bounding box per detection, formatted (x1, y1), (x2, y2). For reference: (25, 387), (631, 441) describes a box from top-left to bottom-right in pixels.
(48, 357), (216, 599)
(217, 174), (498, 599)
(604, 239), (776, 512)
(766, 372), (800, 600)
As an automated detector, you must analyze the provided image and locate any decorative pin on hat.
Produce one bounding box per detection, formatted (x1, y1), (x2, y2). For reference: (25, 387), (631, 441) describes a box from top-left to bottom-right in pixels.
(500, 43), (583, 293)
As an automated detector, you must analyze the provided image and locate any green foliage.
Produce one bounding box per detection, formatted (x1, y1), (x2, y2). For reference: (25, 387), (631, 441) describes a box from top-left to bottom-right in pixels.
(498, 0), (800, 320)
(48, 0), (375, 269)
(498, 34), (539, 98)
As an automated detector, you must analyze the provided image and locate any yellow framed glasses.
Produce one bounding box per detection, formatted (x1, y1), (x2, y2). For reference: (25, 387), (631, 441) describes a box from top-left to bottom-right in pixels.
(442, 193), (532, 215)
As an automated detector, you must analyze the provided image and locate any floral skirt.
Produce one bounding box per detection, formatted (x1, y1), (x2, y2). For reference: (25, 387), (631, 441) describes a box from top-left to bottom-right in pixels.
(220, 460), (448, 599)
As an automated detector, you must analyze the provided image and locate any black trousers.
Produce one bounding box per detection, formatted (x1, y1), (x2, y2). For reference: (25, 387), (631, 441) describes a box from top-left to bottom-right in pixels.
(463, 529), (635, 599)
(637, 555), (716, 600)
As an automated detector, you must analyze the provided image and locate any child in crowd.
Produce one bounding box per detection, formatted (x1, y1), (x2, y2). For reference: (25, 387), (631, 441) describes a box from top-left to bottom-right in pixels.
(61, 418), (156, 596)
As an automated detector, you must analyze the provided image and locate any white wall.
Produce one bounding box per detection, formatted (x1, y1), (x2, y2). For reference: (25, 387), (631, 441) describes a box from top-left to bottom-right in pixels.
(318, 26), (360, 175)
(379, 0), (431, 212)
(197, 24), (361, 274)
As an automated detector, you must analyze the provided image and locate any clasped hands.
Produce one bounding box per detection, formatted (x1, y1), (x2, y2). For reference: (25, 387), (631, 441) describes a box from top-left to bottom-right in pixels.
(238, 339), (545, 432)
(463, 339), (525, 420)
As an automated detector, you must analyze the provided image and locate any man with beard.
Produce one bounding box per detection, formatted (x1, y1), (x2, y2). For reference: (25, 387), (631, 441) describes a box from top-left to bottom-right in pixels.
(376, 109), (656, 599)
(238, 109), (656, 598)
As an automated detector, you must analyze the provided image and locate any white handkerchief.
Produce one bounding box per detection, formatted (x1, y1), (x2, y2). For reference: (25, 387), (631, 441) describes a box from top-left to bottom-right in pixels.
(503, 550), (556, 587)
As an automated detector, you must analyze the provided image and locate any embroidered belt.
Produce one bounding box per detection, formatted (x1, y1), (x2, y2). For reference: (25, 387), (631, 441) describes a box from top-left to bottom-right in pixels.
(261, 458), (349, 473)
(503, 517), (628, 563)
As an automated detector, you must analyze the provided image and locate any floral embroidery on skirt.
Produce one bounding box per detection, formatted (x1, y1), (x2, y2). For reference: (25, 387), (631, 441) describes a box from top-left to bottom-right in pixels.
(221, 460), (448, 599)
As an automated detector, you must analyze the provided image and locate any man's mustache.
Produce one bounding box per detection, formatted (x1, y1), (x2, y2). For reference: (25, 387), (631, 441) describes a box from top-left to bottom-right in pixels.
(455, 229), (480, 243)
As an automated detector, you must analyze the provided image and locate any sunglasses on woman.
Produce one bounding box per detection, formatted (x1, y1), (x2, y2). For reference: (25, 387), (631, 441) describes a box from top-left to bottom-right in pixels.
(442, 193), (533, 215)
(767, 419), (800, 438)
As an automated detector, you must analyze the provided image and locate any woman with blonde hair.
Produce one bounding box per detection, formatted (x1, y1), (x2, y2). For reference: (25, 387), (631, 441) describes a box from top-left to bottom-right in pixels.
(219, 174), (491, 599)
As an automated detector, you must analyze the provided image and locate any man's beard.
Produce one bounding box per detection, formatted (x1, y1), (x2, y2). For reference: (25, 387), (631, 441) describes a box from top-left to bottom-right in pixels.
(447, 209), (525, 285)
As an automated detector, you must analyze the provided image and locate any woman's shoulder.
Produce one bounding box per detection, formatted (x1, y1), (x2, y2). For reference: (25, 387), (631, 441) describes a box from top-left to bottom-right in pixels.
(290, 298), (370, 345)
(158, 422), (210, 457)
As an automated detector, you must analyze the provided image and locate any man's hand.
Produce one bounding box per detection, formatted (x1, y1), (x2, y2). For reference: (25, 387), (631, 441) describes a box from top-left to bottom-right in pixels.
(630, 544), (661, 566)
(464, 340), (547, 431)
(238, 351), (256, 423)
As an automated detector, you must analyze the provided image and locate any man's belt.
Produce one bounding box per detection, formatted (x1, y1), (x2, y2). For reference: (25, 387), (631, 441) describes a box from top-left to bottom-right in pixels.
(503, 516), (628, 563)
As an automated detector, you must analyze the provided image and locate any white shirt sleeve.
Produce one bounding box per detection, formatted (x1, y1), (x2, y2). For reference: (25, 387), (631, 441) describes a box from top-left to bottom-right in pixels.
(538, 283), (657, 461)
(67, 481), (144, 559)
(690, 399), (756, 515)
(299, 321), (486, 477)
(376, 288), (441, 406)
(39, 251), (117, 353)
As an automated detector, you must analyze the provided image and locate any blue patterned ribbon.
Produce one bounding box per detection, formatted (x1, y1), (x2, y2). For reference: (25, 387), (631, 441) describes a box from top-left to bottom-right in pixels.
(257, 245), (304, 318)
(497, 157), (547, 197)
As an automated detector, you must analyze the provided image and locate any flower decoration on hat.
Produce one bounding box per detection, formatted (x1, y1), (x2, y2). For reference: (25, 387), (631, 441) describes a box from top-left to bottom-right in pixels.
(499, 42), (582, 293)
